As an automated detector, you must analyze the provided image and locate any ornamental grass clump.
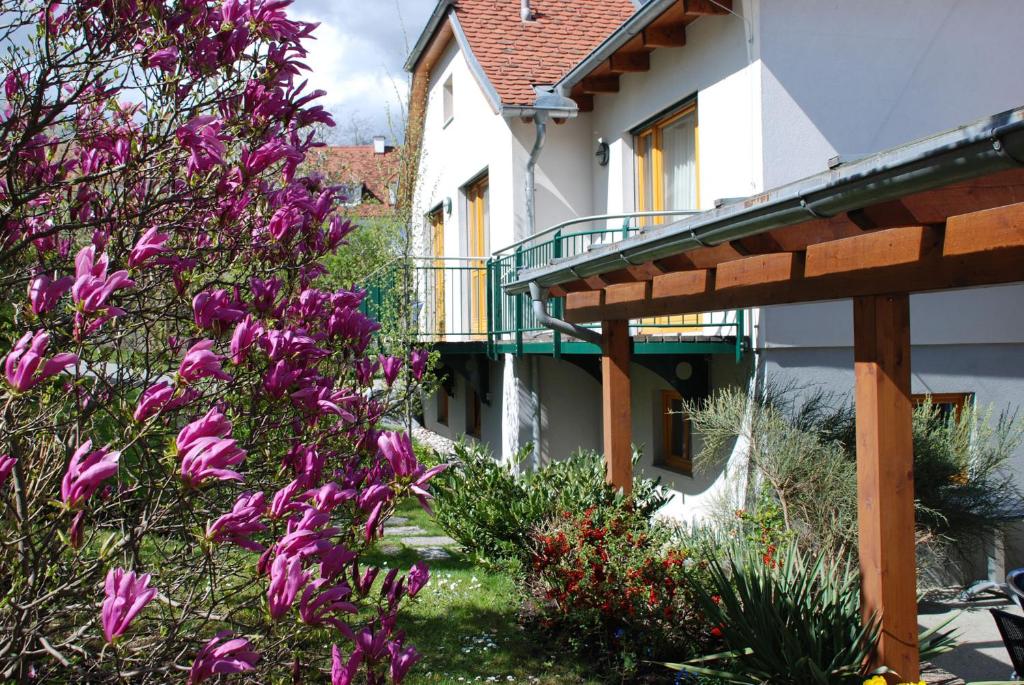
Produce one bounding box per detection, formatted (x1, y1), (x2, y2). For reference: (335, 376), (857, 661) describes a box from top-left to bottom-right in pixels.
(0, 1), (434, 681)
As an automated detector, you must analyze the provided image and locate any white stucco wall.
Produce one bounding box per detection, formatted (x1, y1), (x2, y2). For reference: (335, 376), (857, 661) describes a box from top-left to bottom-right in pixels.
(413, 40), (515, 257)
(585, 10), (762, 214)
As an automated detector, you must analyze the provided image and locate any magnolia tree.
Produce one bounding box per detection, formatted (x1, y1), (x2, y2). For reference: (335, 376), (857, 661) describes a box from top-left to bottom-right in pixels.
(0, 1), (438, 682)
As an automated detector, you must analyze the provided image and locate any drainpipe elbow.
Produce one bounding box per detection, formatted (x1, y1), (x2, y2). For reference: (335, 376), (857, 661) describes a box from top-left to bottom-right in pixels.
(529, 282), (603, 346)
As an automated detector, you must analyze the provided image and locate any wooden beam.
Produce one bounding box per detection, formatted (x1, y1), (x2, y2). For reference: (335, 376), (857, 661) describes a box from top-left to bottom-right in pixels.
(804, 225), (942, 278)
(563, 243), (1024, 321)
(602, 319), (632, 494)
(846, 199), (920, 230)
(580, 75), (620, 94)
(608, 52), (650, 73)
(943, 201), (1024, 256)
(572, 94), (594, 113)
(642, 24), (686, 48)
(853, 294), (919, 679)
(683, 0), (731, 15)
(715, 252), (804, 289)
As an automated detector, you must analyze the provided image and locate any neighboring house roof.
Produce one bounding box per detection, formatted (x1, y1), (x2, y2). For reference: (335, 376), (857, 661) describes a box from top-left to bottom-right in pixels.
(411, 0), (636, 107)
(312, 145), (401, 218)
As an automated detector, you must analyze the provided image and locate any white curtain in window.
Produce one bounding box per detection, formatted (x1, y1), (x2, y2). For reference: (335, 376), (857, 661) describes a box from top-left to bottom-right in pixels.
(661, 113), (696, 210)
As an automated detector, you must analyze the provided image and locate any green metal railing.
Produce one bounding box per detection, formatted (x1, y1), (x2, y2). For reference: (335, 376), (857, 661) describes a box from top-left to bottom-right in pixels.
(362, 211), (748, 360)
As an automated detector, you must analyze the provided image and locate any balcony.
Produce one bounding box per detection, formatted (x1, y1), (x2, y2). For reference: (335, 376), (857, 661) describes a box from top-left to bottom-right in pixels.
(362, 212), (747, 359)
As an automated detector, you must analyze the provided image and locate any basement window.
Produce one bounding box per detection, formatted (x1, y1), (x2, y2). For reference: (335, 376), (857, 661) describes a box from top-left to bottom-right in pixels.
(436, 389), (449, 426)
(466, 387), (482, 438)
(912, 392), (974, 423)
(442, 75), (454, 127)
(658, 390), (692, 476)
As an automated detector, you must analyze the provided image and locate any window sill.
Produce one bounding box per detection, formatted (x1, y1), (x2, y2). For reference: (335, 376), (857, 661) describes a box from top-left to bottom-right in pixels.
(653, 460), (694, 479)
(442, 117), (454, 130)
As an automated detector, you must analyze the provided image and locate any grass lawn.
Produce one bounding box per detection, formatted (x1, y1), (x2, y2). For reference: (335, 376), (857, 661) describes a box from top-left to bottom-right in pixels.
(367, 500), (604, 685)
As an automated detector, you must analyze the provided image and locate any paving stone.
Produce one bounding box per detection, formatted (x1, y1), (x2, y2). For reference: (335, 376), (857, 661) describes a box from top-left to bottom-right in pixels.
(388, 516), (409, 526)
(384, 525), (426, 536)
(400, 535), (456, 548)
(416, 546), (451, 560)
(377, 543), (403, 556)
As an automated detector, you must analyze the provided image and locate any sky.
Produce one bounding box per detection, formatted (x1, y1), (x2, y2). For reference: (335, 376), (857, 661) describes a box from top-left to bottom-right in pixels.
(291, 0), (438, 145)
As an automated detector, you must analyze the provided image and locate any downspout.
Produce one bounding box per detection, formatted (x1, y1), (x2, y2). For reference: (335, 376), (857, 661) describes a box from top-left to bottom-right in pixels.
(526, 115), (547, 238)
(529, 282), (603, 345)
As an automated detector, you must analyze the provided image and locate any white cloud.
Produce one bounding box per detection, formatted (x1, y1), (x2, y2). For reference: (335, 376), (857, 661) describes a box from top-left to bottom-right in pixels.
(291, 0), (437, 143)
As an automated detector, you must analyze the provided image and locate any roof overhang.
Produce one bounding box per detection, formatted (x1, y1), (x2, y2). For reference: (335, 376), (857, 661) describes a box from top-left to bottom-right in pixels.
(505, 105), (1024, 321)
(404, 0), (457, 73)
(557, 0), (733, 112)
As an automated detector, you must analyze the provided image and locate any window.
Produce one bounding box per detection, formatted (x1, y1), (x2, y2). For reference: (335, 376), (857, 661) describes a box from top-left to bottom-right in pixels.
(636, 103), (700, 332)
(428, 208), (445, 337)
(465, 174), (489, 338)
(636, 101), (698, 221)
(339, 182), (363, 207)
(466, 387), (482, 437)
(659, 390), (692, 475)
(912, 392), (974, 423)
(442, 75), (454, 126)
(436, 389), (449, 426)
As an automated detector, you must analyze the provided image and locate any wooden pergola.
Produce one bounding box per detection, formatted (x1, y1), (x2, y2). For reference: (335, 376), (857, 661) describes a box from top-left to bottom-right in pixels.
(509, 110), (1024, 678)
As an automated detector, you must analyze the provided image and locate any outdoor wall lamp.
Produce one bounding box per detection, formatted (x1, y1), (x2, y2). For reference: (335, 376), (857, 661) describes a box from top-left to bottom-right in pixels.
(443, 197), (452, 215)
(595, 137), (610, 167)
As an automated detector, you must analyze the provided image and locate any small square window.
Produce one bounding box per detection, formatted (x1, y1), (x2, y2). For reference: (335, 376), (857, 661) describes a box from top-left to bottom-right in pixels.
(659, 390), (692, 476)
(442, 76), (454, 126)
(912, 392), (974, 423)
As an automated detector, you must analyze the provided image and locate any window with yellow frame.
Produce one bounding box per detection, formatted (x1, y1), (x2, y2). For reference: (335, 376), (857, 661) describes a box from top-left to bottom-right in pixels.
(428, 207), (445, 338)
(659, 390), (692, 476)
(465, 174), (489, 339)
(635, 102), (701, 332)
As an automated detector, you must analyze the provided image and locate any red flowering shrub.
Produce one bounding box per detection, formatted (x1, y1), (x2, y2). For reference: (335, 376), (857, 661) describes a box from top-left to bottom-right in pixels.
(527, 505), (716, 675)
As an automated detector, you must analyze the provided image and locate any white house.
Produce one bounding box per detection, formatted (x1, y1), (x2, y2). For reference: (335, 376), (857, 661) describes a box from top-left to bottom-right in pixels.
(399, 0), (1024, 563)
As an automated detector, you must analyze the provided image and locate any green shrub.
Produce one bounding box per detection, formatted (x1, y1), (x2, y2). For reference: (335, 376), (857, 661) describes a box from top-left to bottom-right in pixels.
(431, 442), (671, 567)
(527, 505), (715, 678)
(666, 540), (955, 685)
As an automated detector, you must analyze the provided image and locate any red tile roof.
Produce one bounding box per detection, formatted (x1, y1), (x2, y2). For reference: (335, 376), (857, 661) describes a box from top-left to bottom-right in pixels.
(453, 0), (635, 106)
(311, 145), (402, 218)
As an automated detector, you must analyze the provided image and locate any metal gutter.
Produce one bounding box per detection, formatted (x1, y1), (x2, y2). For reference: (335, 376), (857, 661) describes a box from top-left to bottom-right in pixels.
(507, 105), (1024, 295)
(404, 0), (456, 72)
(555, 0), (679, 94)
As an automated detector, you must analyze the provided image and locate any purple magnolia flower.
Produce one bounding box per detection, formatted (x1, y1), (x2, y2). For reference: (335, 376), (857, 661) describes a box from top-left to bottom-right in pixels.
(176, 115), (226, 178)
(273, 507), (338, 559)
(389, 642), (421, 683)
(409, 348), (428, 381)
(128, 227), (170, 268)
(179, 438), (247, 489)
(28, 274), (74, 315)
(230, 316), (263, 365)
(187, 631), (259, 685)
(379, 354), (402, 386)
(101, 567), (157, 643)
(0, 454), (16, 488)
(267, 553), (307, 620)
(146, 46), (178, 72)
(407, 561), (429, 599)
(69, 510), (85, 549)
(193, 289), (246, 331)
(177, 407), (232, 450)
(71, 245), (134, 315)
(178, 339), (232, 384)
(133, 381), (197, 422)
(331, 643), (362, 685)
(377, 431), (448, 512)
(3, 330), (78, 392)
(206, 491), (267, 552)
(299, 579), (357, 633)
(61, 440), (120, 509)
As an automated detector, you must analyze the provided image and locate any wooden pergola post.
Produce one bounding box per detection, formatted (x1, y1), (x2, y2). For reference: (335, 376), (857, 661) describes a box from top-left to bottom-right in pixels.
(853, 294), (919, 680)
(601, 319), (632, 494)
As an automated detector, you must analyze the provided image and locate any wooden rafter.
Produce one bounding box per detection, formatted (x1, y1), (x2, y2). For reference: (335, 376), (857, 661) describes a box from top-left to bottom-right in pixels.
(608, 52), (651, 73)
(580, 75), (620, 95)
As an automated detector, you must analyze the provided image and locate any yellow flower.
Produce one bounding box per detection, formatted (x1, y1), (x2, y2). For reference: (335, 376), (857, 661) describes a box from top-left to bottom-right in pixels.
(863, 679), (925, 685)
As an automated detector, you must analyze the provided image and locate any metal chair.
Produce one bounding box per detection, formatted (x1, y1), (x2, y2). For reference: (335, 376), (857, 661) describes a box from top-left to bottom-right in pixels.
(990, 608), (1024, 680)
(961, 568), (1024, 609)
